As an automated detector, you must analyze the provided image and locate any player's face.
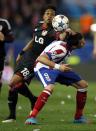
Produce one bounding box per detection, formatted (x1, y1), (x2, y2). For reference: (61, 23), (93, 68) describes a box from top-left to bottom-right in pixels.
(43, 9), (55, 24)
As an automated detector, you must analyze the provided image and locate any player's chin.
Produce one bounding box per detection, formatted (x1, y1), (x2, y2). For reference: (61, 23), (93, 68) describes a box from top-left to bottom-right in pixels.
(47, 19), (52, 23)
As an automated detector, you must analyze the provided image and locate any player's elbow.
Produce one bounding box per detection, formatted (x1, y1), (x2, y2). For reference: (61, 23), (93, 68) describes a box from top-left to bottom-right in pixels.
(37, 56), (43, 62)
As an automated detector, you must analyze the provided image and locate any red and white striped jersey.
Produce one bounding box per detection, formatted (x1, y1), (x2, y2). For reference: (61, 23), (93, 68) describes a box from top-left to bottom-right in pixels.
(35, 40), (71, 70)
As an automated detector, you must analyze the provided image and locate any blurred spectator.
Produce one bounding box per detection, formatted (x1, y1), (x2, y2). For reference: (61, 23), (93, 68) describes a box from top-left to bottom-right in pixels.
(89, 23), (96, 59)
(0, 0), (58, 39)
(92, 32), (96, 58)
(1, 0), (96, 41)
(80, 12), (94, 39)
(2, 62), (13, 84)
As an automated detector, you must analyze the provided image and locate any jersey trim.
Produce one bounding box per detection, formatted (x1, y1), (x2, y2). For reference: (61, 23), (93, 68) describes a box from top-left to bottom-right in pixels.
(0, 18), (11, 30)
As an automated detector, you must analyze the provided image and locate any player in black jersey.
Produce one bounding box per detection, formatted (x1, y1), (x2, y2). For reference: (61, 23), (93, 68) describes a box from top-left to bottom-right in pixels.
(2, 5), (58, 123)
(0, 18), (14, 93)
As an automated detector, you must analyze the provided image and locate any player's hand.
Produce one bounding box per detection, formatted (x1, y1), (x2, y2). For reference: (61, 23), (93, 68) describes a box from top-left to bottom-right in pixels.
(59, 64), (72, 72)
(0, 32), (5, 41)
(65, 28), (76, 35)
(16, 54), (22, 63)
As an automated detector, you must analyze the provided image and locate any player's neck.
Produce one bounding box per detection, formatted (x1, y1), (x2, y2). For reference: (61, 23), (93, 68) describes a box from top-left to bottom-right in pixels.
(42, 23), (48, 30)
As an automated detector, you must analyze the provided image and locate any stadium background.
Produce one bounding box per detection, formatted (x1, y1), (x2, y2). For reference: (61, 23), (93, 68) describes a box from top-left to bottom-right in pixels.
(0, 0), (96, 81)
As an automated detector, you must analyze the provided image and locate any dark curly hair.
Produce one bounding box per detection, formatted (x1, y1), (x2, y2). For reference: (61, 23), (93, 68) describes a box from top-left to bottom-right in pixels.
(40, 4), (57, 16)
(67, 32), (84, 46)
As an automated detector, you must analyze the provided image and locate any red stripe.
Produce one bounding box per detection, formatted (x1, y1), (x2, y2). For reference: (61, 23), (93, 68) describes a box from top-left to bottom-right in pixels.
(55, 49), (64, 54)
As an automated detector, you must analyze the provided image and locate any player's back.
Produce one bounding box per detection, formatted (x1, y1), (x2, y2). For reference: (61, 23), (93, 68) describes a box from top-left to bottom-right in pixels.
(35, 40), (68, 71)
(43, 40), (66, 53)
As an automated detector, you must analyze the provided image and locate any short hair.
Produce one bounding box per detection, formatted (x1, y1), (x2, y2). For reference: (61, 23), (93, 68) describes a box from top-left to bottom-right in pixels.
(67, 32), (84, 46)
(40, 4), (57, 16)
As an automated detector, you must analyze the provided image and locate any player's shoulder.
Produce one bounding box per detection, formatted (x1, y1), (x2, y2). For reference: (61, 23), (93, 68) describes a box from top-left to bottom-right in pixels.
(34, 21), (43, 31)
(52, 40), (67, 52)
(0, 18), (11, 29)
(0, 18), (9, 24)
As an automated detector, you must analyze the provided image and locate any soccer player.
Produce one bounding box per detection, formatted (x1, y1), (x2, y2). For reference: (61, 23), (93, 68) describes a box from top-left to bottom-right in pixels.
(2, 5), (59, 123)
(0, 18), (14, 93)
(25, 32), (88, 124)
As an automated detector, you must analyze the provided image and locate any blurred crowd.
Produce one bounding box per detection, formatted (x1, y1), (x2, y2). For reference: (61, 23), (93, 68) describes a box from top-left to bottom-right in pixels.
(0, 0), (96, 40)
(0, 0), (57, 39)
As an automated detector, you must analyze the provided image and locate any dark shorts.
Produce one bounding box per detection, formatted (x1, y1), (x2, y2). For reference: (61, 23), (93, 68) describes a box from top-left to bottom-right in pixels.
(0, 58), (4, 71)
(14, 62), (35, 83)
(0, 58), (4, 78)
(35, 67), (82, 87)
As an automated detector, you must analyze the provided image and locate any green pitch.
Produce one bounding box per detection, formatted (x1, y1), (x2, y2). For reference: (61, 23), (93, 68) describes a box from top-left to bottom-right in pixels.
(0, 81), (96, 131)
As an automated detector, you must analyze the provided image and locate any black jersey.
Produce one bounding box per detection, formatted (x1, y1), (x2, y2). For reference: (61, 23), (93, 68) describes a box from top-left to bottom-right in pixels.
(32, 22), (56, 55)
(18, 21), (58, 67)
(0, 18), (14, 57)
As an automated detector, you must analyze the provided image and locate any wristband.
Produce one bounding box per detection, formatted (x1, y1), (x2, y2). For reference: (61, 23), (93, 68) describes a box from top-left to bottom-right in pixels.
(20, 50), (25, 55)
(54, 64), (60, 70)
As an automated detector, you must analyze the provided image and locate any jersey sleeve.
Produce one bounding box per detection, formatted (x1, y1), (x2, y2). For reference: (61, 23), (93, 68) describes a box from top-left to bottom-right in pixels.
(3, 19), (12, 34)
(2, 19), (14, 42)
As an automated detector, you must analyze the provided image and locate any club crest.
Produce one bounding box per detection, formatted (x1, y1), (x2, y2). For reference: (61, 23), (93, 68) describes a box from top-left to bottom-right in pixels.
(42, 30), (48, 36)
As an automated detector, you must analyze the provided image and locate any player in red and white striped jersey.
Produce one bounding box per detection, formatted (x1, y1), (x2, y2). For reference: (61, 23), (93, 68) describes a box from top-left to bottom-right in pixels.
(25, 32), (89, 124)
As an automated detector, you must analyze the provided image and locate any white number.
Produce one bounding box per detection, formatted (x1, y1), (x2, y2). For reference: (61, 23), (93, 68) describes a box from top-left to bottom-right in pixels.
(44, 73), (51, 81)
(21, 68), (30, 77)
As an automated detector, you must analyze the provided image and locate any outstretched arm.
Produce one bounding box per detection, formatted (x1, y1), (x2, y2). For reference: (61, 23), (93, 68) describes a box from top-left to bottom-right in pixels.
(16, 38), (34, 63)
(37, 53), (71, 72)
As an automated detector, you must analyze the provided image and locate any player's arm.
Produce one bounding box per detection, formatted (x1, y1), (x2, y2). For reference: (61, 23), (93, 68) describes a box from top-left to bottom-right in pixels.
(0, 32), (5, 41)
(0, 19), (15, 42)
(20, 38), (34, 53)
(65, 28), (76, 35)
(16, 38), (34, 63)
(59, 28), (76, 41)
(0, 31), (14, 42)
(37, 53), (71, 72)
(19, 26), (36, 55)
(4, 31), (14, 43)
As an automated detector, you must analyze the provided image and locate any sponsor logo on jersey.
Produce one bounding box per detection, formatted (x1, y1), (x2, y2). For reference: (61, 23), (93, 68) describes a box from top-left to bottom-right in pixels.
(35, 36), (44, 44)
(42, 30), (48, 36)
(0, 25), (3, 31)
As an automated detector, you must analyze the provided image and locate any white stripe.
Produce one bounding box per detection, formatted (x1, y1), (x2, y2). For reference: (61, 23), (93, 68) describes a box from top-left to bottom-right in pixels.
(77, 88), (87, 92)
(43, 90), (51, 95)
(37, 70), (47, 87)
(0, 18), (11, 30)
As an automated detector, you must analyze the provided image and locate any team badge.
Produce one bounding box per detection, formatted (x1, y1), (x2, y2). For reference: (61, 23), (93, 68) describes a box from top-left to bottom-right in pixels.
(42, 30), (48, 36)
(0, 25), (3, 31)
(35, 28), (37, 31)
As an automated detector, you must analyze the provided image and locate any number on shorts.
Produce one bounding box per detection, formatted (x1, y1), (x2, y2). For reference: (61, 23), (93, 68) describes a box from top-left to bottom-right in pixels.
(44, 73), (51, 81)
(21, 68), (30, 77)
